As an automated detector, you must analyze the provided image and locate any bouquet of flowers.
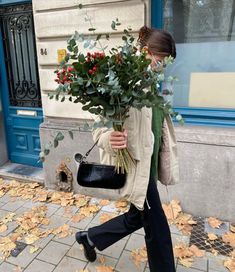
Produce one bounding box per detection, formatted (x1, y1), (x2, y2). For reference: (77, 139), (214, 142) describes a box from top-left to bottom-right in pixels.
(45, 18), (180, 173)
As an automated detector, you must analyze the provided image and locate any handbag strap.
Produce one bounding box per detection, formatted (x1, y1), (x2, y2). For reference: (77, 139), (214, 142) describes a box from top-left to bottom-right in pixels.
(82, 139), (99, 160)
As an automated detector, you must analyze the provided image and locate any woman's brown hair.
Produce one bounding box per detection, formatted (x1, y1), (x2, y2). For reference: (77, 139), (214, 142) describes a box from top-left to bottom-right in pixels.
(138, 26), (176, 58)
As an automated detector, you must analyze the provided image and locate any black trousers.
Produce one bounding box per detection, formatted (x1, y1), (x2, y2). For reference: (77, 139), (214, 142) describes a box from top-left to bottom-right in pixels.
(88, 177), (176, 272)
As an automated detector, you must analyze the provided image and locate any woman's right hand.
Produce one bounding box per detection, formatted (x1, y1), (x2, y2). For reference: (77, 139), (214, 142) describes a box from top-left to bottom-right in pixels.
(110, 130), (128, 150)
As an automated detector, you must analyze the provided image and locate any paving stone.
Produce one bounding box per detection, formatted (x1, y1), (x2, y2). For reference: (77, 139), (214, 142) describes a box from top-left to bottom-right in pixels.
(68, 214), (93, 229)
(0, 221), (18, 236)
(101, 238), (127, 259)
(101, 202), (119, 213)
(41, 214), (69, 229)
(37, 240), (70, 265)
(125, 233), (145, 251)
(116, 250), (146, 272)
(135, 227), (145, 236)
(53, 256), (86, 272)
(23, 201), (46, 209)
(191, 257), (208, 271)
(208, 255), (228, 272)
(1, 200), (25, 212)
(34, 233), (54, 249)
(53, 227), (76, 246)
(0, 194), (15, 203)
(171, 233), (190, 246)
(54, 206), (78, 218)
(14, 206), (30, 216)
(0, 202), (5, 208)
(7, 246), (41, 268)
(24, 259), (55, 272)
(85, 254), (117, 272)
(170, 224), (185, 235)
(0, 262), (18, 272)
(176, 265), (206, 271)
(66, 241), (87, 262)
(91, 210), (118, 225)
(0, 209), (9, 218)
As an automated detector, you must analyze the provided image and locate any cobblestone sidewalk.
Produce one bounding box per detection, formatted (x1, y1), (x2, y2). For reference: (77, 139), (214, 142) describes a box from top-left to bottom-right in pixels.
(0, 181), (233, 272)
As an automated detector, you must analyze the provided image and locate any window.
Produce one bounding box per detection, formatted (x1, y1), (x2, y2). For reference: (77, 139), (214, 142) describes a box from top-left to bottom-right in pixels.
(163, 0), (235, 111)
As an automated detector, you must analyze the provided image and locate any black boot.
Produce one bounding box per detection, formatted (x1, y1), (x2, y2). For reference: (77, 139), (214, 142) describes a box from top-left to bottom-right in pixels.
(75, 231), (97, 262)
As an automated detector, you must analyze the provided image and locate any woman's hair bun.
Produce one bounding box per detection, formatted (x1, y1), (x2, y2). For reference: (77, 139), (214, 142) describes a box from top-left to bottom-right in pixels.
(138, 26), (152, 47)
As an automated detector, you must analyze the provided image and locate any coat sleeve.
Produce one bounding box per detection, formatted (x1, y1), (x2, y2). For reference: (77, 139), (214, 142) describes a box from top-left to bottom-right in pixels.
(92, 116), (116, 157)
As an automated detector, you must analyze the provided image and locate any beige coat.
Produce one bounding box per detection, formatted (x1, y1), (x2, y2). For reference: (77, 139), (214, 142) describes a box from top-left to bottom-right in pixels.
(92, 106), (154, 210)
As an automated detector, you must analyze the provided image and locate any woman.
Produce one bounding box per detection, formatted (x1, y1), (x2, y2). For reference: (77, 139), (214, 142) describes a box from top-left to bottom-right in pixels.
(75, 26), (177, 272)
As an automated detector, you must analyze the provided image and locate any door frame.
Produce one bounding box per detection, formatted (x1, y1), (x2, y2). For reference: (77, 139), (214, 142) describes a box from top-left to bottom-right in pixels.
(0, 0), (43, 166)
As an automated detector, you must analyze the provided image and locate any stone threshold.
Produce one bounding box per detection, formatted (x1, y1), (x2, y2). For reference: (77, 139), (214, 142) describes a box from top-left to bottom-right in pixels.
(0, 162), (44, 184)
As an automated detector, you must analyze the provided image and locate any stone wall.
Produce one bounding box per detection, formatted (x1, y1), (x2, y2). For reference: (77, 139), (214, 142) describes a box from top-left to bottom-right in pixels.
(32, 0), (150, 118)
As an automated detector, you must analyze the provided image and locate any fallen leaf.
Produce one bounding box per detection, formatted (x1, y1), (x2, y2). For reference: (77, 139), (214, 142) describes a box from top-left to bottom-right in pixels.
(99, 199), (110, 206)
(130, 246), (148, 267)
(230, 225), (235, 233)
(71, 214), (85, 223)
(189, 245), (205, 257)
(207, 233), (218, 241)
(224, 258), (235, 272)
(29, 246), (39, 254)
(222, 232), (235, 247)
(208, 217), (223, 229)
(95, 265), (114, 272)
(98, 255), (106, 264)
(99, 213), (117, 224)
(173, 244), (193, 259)
(78, 269), (89, 272)
(0, 224), (7, 233)
(24, 234), (39, 245)
(162, 199), (182, 223)
(178, 258), (193, 267)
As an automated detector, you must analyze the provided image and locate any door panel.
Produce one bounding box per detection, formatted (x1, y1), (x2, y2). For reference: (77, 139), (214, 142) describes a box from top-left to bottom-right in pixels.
(0, 3), (43, 167)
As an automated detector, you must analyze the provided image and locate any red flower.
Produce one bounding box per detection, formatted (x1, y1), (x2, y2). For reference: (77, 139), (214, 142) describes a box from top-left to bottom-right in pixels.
(88, 69), (93, 74)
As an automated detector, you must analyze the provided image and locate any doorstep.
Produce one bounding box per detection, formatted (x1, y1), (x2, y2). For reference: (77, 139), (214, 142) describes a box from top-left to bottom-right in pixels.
(0, 162), (44, 184)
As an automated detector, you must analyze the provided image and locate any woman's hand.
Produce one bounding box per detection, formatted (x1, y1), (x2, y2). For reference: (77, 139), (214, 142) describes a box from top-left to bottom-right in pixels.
(110, 130), (128, 150)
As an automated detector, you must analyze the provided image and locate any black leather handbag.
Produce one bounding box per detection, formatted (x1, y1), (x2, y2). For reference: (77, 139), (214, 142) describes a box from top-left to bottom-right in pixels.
(75, 140), (126, 189)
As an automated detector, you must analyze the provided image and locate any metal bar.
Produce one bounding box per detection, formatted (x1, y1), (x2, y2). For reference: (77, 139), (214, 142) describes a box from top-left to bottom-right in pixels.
(19, 31), (26, 80)
(25, 28), (32, 82)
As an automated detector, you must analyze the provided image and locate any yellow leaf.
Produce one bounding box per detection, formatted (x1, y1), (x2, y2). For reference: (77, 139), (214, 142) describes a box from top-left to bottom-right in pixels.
(222, 232), (235, 247)
(130, 246), (148, 267)
(29, 246), (39, 254)
(98, 255), (106, 264)
(99, 199), (110, 206)
(207, 233), (218, 241)
(78, 269), (89, 272)
(189, 245), (205, 257)
(95, 265), (114, 272)
(162, 199), (182, 223)
(230, 225), (235, 233)
(24, 234), (39, 245)
(179, 258), (193, 267)
(99, 213), (117, 224)
(208, 217), (223, 229)
(71, 214), (85, 223)
(224, 258), (235, 272)
(173, 244), (194, 259)
(0, 224), (7, 233)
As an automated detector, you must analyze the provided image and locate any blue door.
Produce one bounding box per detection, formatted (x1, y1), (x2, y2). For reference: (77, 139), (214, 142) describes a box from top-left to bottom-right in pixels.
(0, 2), (43, 167)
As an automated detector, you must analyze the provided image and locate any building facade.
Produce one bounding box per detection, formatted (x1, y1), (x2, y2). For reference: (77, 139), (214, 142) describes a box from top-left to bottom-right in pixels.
(0, 0), (234, 221)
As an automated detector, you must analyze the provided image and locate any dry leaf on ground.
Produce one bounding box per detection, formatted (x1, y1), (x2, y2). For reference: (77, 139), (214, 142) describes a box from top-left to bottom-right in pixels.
(178, 258), (194, 268)
(224, 258), (235, 272)
(0, 224), (7, 233)
(71, 214), (85, 223)
(189, 245), (205, 257)
(130, 246), (148, 267)
(222, 232), (235, 247)
(99, 199), (110, 206)
(230, 225), (235, 233)
(29, 246), (39, 254)
(207, 233), (218, 241)
(95, 265), (114, 272)
(208, 217), (223, 229)
(99, 213), (118, 224)
(162, 199), (182, 223)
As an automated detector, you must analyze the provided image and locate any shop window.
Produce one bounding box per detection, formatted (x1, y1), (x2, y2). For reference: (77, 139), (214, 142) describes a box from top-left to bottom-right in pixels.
(163, 0), (235, 110)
